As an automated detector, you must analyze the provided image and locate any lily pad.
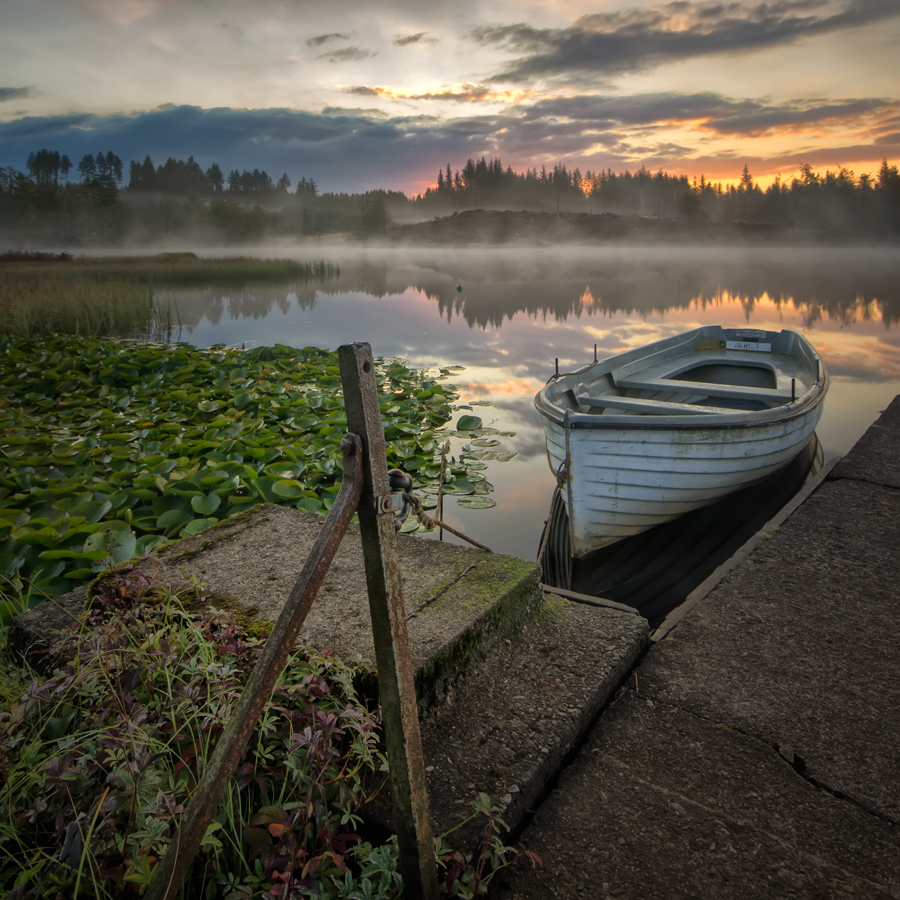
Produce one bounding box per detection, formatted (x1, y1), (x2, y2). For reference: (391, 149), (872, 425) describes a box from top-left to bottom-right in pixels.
(456, 496), (497, 509)
(456, 415), (482, 431)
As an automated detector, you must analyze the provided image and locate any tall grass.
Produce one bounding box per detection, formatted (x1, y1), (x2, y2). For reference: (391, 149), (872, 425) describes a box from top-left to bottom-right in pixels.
(0, 253), (339, 337)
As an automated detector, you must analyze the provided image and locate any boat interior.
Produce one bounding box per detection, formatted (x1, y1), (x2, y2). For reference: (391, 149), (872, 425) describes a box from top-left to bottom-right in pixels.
(562, 354), (810, 417)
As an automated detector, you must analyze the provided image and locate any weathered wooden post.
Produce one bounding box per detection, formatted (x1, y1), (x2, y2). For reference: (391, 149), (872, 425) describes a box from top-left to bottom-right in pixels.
(338, 342), (439, 900)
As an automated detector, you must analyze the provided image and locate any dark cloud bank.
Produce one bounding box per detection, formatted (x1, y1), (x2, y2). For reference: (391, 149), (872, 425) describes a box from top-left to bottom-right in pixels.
(0, 91), (896, 192)
(474, 0), (900, 82)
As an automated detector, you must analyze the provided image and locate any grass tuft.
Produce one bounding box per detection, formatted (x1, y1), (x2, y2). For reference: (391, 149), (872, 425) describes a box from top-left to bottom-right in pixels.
(0, 254), (339, 338)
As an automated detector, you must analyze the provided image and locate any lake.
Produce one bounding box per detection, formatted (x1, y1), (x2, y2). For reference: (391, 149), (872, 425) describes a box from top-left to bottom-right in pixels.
(159, 243), (900, 561)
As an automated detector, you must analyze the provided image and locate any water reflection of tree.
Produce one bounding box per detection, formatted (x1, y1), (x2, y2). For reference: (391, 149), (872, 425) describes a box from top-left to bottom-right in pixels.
(173, 282), (321, 331)
(401, 257), (900, 331)
(173, 252), (900, 333)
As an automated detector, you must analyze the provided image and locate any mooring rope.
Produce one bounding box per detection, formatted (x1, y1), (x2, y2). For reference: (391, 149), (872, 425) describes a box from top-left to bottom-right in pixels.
(388, 466), (493, 553)
(407, 493), (493, 554)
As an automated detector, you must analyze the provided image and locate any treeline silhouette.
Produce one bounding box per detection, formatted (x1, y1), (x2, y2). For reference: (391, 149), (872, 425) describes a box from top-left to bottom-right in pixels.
(420, 158), (900, 231)
(2, 147), (899, 244)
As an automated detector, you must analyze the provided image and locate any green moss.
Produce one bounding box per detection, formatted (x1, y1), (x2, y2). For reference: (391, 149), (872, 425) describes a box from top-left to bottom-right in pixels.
(412, 562), (542, 713)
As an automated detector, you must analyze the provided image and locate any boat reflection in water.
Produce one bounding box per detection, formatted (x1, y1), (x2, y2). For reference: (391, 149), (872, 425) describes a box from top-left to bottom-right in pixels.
(539, 434), (823, 630)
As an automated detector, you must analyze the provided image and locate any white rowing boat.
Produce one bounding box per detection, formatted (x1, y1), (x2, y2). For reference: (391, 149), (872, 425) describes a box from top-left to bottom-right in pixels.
(534, 326), (828, 556)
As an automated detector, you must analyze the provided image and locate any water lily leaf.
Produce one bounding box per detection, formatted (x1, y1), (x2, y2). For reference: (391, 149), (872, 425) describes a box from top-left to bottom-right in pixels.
(11, 526), (62, 548)
(180, 518), (216, 537)
(456, 415), (482, 431)
(191, 493), (222, 515)
(457, 496), (497, 509)
(470, 438), (500, 448)
(83, 529), (137, 566)
(251, 477), (279, 503)
(232, 389), (253, 409)
(442, 479), (476, 495)
(135, 534), (168, 555)
(156, 509), (192, 531)
(272, 479), (305, 499)
(496, 452), (519, 462)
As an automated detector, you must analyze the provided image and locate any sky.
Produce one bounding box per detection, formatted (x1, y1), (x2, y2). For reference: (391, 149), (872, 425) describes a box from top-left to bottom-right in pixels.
(1, 0), (899, 195)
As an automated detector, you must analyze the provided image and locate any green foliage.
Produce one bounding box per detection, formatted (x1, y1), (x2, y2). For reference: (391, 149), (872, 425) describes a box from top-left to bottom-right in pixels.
(0, 576), (385, 899)
(0, 569), (541, 898)
(0, 335), (480, 598)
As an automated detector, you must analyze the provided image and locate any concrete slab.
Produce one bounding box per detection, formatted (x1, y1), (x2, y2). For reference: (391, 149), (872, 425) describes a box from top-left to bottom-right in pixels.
(9, 504), (541, 711)
(639, 477), (900, 822)
(496, 691), (899, 900)
(369, 596), (649, 849)
(496, 397), (900, 898)
(831, 394), (900, 488)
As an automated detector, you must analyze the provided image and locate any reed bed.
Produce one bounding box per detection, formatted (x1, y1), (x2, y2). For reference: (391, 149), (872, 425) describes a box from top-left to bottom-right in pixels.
(0, 252), (339, 337)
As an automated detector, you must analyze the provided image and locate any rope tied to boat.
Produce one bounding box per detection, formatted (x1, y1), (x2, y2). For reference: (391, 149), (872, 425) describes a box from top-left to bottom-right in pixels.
(387, 467), (493, 553)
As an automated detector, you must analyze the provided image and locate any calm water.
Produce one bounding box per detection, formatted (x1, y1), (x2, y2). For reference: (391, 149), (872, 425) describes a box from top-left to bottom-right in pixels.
(160, 244), (900, 560)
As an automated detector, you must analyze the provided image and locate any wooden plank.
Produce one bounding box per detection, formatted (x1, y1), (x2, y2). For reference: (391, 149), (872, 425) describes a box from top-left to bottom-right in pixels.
(651, 454), (842, 642)
(338, 342), (438, 900)
(541, 583), (644, 617)
(577, 393), (725, 416)
(616, 377), (792, 404)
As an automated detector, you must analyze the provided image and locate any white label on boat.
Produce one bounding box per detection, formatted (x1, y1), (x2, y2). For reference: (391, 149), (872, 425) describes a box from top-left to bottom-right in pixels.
(726, 340), (772, 352)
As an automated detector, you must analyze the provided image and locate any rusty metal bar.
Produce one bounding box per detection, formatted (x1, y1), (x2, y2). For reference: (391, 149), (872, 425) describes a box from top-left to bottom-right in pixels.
(145, 434), (364, 900)
(338, 342), (439, 900)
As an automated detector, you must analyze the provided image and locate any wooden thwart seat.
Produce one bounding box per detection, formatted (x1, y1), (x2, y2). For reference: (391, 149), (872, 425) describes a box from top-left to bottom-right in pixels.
(576, 392), (726, 416)
(615, 376), (793, 404)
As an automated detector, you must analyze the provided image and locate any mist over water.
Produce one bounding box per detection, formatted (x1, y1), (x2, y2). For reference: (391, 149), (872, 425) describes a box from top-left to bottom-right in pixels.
(153, 244), (900, 559)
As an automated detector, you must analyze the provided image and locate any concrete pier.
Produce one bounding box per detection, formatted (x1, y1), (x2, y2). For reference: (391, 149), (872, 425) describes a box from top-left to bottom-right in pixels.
(496, 397), (900, 899)
(8, 501), (648, 850)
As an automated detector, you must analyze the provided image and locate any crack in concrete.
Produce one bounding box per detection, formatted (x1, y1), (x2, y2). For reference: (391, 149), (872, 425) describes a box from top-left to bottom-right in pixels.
(649, 692), (900, 828)
(408, 564), (477, 618)
(598, 753), (898, 896)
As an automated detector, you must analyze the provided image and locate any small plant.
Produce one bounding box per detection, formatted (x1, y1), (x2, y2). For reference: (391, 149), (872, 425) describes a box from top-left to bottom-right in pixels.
(436, 793), (542, 898)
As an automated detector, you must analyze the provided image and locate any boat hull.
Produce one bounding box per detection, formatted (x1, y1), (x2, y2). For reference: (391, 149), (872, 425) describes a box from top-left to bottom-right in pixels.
(535, 326), (828, 556)
(544, 405), (822, 555)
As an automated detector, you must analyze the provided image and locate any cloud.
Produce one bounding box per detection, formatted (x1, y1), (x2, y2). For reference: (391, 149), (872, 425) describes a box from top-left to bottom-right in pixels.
(306, 32), (349, 48)
(393, 32), (436, 47)
(345, 86), (383, 97)
(472, 0), (900, 82)
(0, 87), (33, 102)
(522, 93), (899, 139)
(318, 47), (375, 63)
(0, 105), (475, 193)
(344, 83), (529, 103)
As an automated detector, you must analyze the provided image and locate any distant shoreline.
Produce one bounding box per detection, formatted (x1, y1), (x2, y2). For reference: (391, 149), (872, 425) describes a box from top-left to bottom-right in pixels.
(380, 208), (900, 247)
(3, 208), (898, 253)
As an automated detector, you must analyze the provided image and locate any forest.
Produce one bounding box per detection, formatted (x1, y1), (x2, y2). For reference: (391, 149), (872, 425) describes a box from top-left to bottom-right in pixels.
(1, 147), (899, 245)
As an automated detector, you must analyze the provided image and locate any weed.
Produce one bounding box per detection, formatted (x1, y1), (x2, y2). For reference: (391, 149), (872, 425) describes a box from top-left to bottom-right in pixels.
(0, 568), (383, 899)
